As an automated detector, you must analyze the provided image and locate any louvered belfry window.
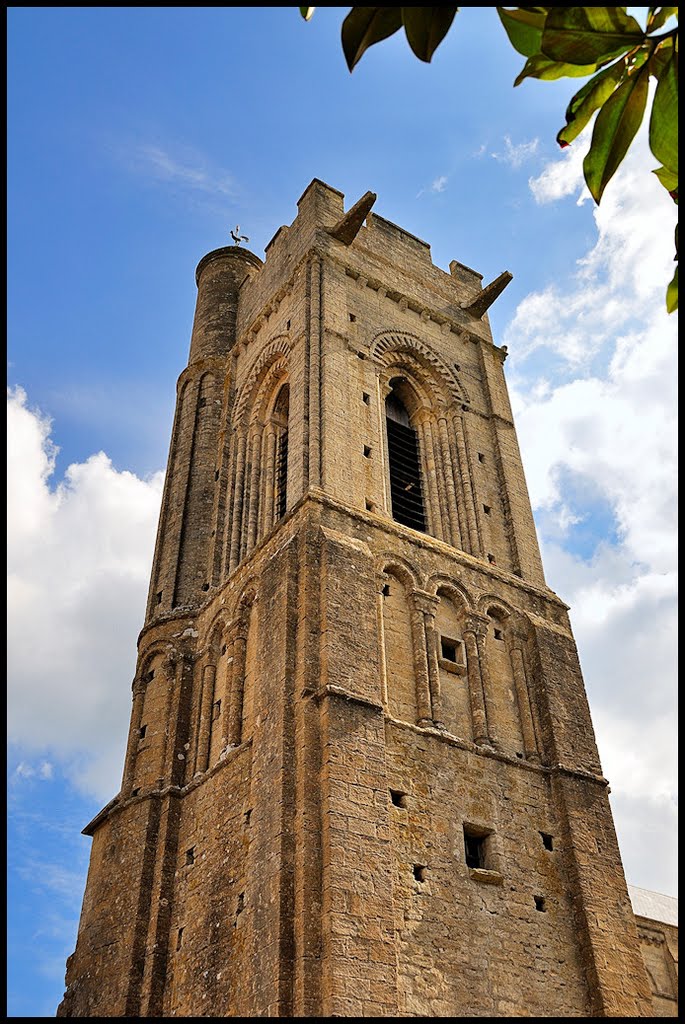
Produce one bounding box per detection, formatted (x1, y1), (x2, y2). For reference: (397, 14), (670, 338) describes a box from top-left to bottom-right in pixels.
(273, 384), (289, 522)
(385, 389), (426, 532)
(275, 429), (288, 520)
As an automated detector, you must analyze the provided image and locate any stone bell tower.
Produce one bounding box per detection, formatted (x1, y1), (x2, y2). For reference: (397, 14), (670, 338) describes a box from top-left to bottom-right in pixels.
(58, 179), (653, 1017)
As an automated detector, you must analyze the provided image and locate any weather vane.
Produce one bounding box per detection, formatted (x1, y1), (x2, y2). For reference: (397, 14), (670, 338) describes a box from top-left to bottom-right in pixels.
(230, 225), (249, 245)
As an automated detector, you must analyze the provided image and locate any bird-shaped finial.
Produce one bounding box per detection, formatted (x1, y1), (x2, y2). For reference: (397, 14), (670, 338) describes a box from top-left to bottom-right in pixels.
(231, 225), (249, 245)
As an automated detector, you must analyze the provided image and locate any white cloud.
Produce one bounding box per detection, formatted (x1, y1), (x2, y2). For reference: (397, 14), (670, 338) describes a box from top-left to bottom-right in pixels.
(123, 141), (237, 198)
(529, 137), (590, 205)
(7, 387), (164, 800)
(508, 126), (676, 368)
(505, 122), (678, 896)
(416, 173), (449, 199)
(13, 761), (54, 781)
(492, 134), (539, 169)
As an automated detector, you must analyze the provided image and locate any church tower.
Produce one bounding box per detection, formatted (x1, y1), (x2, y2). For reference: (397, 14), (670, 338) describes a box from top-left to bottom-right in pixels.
(58, 180), (653, 1017)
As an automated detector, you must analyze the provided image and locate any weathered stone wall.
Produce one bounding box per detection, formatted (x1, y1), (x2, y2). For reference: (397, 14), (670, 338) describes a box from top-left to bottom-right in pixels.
(58, 179), (662, 1018)
(635, 917), (678, 1016)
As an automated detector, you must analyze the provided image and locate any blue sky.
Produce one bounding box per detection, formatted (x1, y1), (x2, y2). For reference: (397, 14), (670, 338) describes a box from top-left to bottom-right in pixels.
(7, 7), (677, 1017)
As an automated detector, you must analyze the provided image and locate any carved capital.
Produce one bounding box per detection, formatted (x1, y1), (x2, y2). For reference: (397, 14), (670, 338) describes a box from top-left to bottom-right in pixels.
(412, 590), (440, 616)
(463, 613), (490, 638)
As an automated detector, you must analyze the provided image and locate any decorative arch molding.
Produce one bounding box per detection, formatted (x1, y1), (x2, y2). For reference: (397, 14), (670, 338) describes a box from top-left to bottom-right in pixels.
(137, 641), (178, 681)
(248, 357), (289, 429)
(428, 574), (474, 611)
(234, 335), (291, 425)
(370, 330), (470, 405)
(206, 613), (230, 652)
(232, 580), (259, 622)
(478, 595), (515, 621)
(376, 553), (423, 591)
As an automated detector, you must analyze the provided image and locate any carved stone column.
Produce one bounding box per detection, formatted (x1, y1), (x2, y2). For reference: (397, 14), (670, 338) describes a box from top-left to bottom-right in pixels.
(415, 412), (443, 541)
(437, 412), (462, 549)
(376, 576), (390, 711)
(162, 655), (189, 787)
(259, 424), (277, 538)
(156, 656), (177, 788)
(227, 618), (249, 748)
(121, 680), (147, 797)
(473, 620), (500, 748)
(453, 414), (481, 556)
(194, 663), (216, 775)
(508, 634), (539, 762)
(408, 595), (432, 726)
(415, 591), (444, 728)
(246, 428), (263, 552)
(228, 432), (247, 571)
(463, 616), (491, 746)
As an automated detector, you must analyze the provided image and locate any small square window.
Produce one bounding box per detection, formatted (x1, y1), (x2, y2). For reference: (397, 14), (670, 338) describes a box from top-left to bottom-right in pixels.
(365, 500), (374, 512)
(349, 313), (356, 322)
(464, 824), (491, 869)
(493, 628), (503, 641)
(185, 847), (195, 866)
(478, 453), (485, 463)
(487, 554), (496, 564)
(534, 895), (547, 912)
(390, 789), (408, 809)
(382, 584), (391, 597)
(363, 445), (371, 458)
(483, 504), (491, 515)
(139, 725), (147, 740)
(413, 865), (427, 883)
(362, 392), (370, 404)
(156, 592), (163, 604)
(541, 832), (554, 851)
(441, 638), (458, 663)
(131, 788), (140, 797)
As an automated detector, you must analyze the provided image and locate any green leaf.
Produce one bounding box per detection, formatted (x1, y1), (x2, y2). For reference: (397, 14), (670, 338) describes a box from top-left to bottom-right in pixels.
(649, 51), (678, 174)
(653, 164), (679, 195)
(583, 64), (650, 202)
(401, 7), (458, 63)
(557, 59), (627, 146)
(341, 7), (404, 71)
(514, 52), (599, 86)
(299, 6), (316, 21)
(646, 7), (678, 33)
(541, 7), (645, 67)
(649, 34), (675, 78)
(496, 7), (546, 57)
(666, 264), (678, 312)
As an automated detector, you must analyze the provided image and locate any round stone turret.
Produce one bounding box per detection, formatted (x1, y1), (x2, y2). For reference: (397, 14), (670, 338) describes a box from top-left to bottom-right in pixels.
(188, 246), (263, 365)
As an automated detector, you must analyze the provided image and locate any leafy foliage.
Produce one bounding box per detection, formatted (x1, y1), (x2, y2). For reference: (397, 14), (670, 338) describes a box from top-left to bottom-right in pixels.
(298, 7), (678, 312)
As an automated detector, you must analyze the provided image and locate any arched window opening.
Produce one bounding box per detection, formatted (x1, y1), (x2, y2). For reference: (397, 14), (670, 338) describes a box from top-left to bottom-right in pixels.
(385, 385), (426, 532)
(273, 384), (289, 521)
